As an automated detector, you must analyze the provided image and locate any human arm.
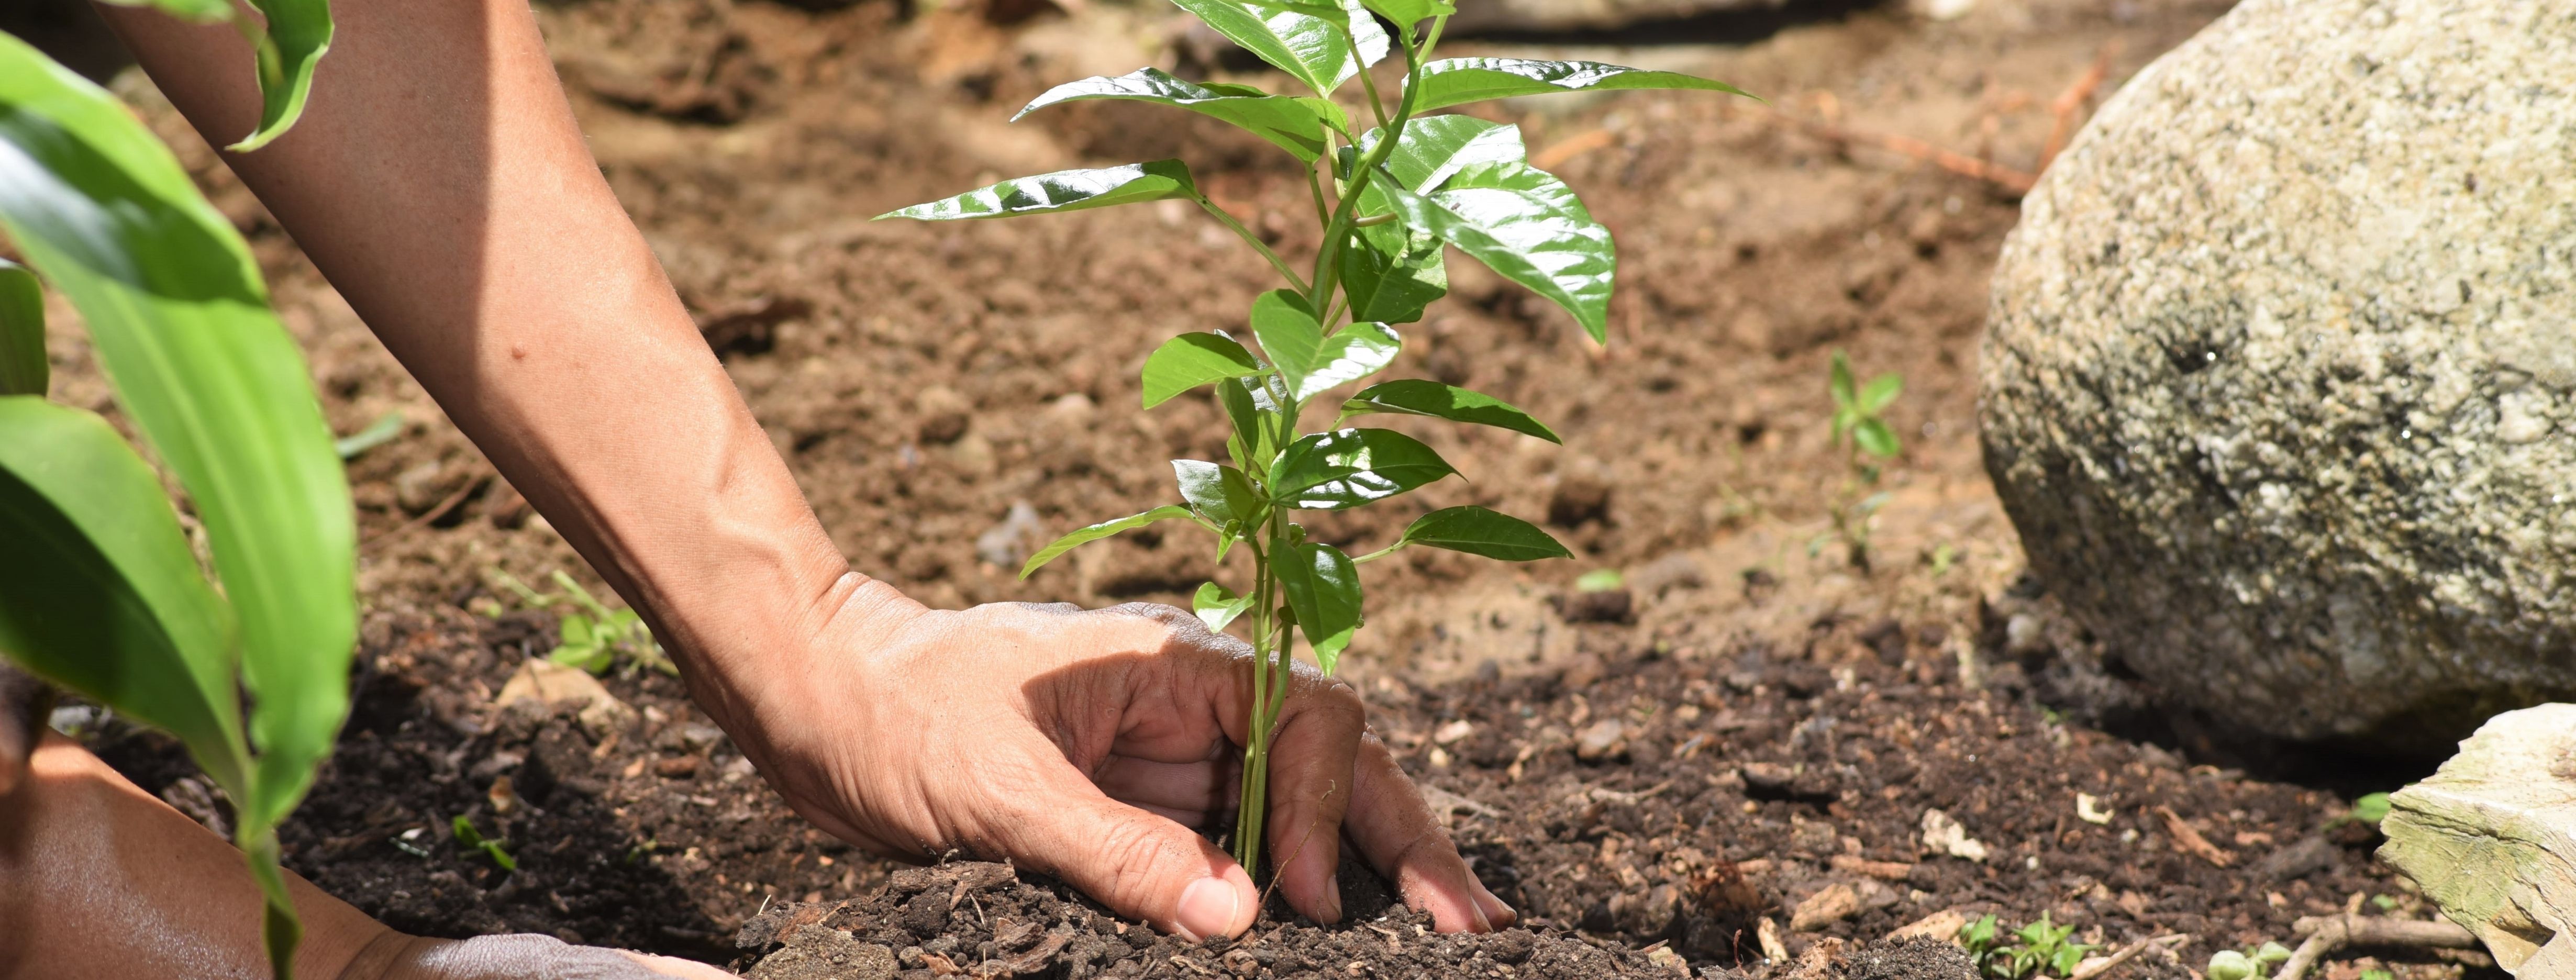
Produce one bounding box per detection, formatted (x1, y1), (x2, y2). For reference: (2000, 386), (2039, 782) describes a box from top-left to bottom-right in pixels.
(94, 0), (1509, 939)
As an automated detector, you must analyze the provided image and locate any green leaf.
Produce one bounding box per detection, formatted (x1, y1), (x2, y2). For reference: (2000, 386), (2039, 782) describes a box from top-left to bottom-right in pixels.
(1400, 506), (1570, 561)
(230, 0), (336, 152)
(1219, 377), (1273, 471)
(1271, 541), (1362, 671)
(99, 0), (239, 21)
(1375, 160), (1616, 342)
(1193, 581), (1253, 632)
(1341, 379), (1558, 442)
(2350, 791), (2392, 825)
(1857, 373), (1902, 415)
(1828, 351), (1857, 408)
(1339, 220), (1447, 324)
(1269, 427), (1458, 509)
(1574, 567), (1624, 592)
(878, 160), (1200, 221)
(1298, 322), (1400, 400)
(1370, 115), (1529, 194)
(0, 30), (357, 836)
(1853, 418), (1900, 459)
(1019, 505), (1196, 578)
(1247, 290), (1400, 402)
(2206, 950), (2253, 980)
(1360, 0), (1455, 29)
(0, 397), (251, 799)
(1141, 332), (1266, 408)
(1167, 0), (1386, 96)
(331, 410), (404, 460)
(1174, 460), (1263, 526)
(0, 259), (41, 396)
(1016, 68), (1344, 162)
(1412, 58), (1752, 113)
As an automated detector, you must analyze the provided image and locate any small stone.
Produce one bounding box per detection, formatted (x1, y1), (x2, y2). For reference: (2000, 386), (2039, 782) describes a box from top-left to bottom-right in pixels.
(1886, 908), (1968, 943)
(1790, 883), (1861, 932)
(493, 659), (634, 740)
(1920, 808), (1989, 862)
(1433, 719), (1474, 744)
(1575, 719), (1626, 761)
(1645, 945), (1689, 975)
(1547, 474), (1612, 527)
(975, 501), (1044, 567)
(655, 755), (702, 779)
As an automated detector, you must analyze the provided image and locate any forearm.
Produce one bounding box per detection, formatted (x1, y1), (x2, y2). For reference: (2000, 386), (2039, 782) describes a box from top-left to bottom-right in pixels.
(98, 1), (879, 732)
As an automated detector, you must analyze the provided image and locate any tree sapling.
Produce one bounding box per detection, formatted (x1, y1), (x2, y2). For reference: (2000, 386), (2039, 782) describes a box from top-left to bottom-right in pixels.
(879, 0), (1750, 879)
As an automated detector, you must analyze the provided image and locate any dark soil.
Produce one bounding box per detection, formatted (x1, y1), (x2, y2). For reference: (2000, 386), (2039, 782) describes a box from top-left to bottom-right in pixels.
(43, 0), (2503, 976)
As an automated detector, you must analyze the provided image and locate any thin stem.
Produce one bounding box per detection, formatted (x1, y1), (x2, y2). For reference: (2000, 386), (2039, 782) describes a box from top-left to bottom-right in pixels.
(1305, 21), (1435, 319)
(1349, 541), (1405, 564)
(1354, 51), (1391, 130)
(1306, 165), (1333, 228)
(1200, 199), (1310, 294)
(1352, 212), (1398, 228)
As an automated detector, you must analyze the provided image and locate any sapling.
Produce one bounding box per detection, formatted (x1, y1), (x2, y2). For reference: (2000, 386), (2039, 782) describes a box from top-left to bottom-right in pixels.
(1820, 350), (1903, 570)
(880, 0), (1749, 877)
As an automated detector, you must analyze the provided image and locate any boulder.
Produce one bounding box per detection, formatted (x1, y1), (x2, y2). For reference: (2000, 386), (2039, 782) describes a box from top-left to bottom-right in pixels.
(2380, 704), (2576, 976)
(1979, 0), (2576, 749)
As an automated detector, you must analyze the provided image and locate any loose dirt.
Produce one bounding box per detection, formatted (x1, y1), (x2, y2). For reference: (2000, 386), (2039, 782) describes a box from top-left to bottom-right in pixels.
(43, 0), (2501, 975)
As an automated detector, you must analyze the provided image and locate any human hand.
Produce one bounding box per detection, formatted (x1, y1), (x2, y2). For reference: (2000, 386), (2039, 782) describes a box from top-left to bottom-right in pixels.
(720, 581), (1515, 941)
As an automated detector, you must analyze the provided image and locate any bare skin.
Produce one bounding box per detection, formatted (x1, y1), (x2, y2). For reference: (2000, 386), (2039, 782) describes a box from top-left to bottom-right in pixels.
(32, 0), (1514, 967)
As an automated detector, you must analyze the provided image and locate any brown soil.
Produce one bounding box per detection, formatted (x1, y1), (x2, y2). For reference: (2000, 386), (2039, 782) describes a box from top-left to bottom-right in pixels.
(40, 0), (2503, 975)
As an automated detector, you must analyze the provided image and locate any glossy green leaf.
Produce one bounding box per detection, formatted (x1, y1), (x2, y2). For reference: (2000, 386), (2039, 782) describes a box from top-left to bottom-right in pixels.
(1295, 322), (1400, 400)
(0, 397), (250, 796)
(1340, 379), (1558, 442)
(1248, 289), (1325, 394)
(1412, 58), (1752, 113)
(230, 0), (336, 151)
(1376, 160), (1616, 341)
(1271, 541), (1362, 671)
(1858, 373), (1902, 415)
(99, 0), (239, 20)
(1361, 0), (1455, 29)
(1853, 418), (1899, 459)
(878, 160), (1199, 221)
(1269, 427), (1458, 509)
(1016, 69), (1346, 162)
(0, 30), (357, 836)
(1174, 460), (1264, 526)
(1193, 581), (1253, 632)
(1400, 506), (1570, 561)
(1218, 377), (1275, 472)
(1371, 115), (1529, 194)
(1168, 0), (1386, 96)
(1339, 221), (1446, 324)
(1019, 505), (1196, 578)
(0, 259), (41, 396)
(1141, 332), (1265, 408)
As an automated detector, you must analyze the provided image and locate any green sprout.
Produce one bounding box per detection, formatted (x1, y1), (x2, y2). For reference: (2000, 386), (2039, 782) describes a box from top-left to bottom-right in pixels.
(877, 0), (1750, 877)
(1820, 350), (1903, 571)
(2328, 791), (2393, 829)
(488, 569), (673, 676)
(2206, 941), (2292, 980)
(450, 815), (518, 872)
(1960, 912), (2098, 979)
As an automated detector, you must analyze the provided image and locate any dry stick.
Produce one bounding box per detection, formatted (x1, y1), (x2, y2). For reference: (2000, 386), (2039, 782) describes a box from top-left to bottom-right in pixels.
(2275, 914), (2480, 980)
(2036, 42), (2119, 175)
(2067, 934), (2189, 980)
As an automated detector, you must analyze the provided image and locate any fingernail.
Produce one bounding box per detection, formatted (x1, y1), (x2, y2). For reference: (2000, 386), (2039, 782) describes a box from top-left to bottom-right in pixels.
(1175, 876), (1240, 942)
(1321, 886), (1343, 924)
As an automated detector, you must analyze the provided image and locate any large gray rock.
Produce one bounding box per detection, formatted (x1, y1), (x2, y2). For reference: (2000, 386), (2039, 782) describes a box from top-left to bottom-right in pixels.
(1979, 0), (2576, 749)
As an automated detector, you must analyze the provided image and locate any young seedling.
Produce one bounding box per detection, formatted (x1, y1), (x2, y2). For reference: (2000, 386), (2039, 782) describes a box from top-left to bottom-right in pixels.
(879, 0), (1750, 877)
(2206, 941), (2293, 980)
(1819, 350), (1903, 571)
(488, 568), (674, 676)
(1960, 912), (2098, 979)
(450, 815), (519, 872)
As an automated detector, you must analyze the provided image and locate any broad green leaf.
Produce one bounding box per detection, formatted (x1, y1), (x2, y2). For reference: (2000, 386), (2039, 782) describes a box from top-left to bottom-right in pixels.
(1168, 0), (1385, 96)
(1269, 427), (1458, 509)
(99, 0), (238, 20)
(1412, 58), (1752, 113)
(1376, 161), (1616, 341)
(1361, 0), (1455, 29)
(0, 259), (41, 396)
(1174, 460), (1263, 526)
(1340, 221), (1447, 324)
(1295, 322), (1400, 401)
(1219, 377), (1273, 471)
(0, 31), (356, 839)
(1853, 418), (1900, 459)
(1858, 373), (1902, 415)
(1142, 332), (1265, 408)
(230, 0), (336, 151)
(1019, 505), (1196, 578)
(1367, 115), (1528, 194)
(0, 397), (250, 797)
(1016, 69), (1345, 162)
(1341, 379), (1558, 442)
(1271, 541), (1361, 671)
(331, 410), (404, 460)
(1193, 581), (1253, 632)
(1249, 289), (1325, 395)
(878, 160), (1199, 221)
(1400, 506), (1570, 561)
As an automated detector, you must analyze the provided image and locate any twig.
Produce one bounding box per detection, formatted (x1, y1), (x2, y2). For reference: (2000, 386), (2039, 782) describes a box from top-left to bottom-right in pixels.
(2275, 914), (2480, 980)
(2037, 42), (2119, 174)
(2068, 934), (2188, 979)
(2154, 805), (2234, 867)
(1759, 107), (2037, 193)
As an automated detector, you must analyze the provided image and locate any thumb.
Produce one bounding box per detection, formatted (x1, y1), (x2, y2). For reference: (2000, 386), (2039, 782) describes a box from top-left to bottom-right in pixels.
(1001, 759), (1259, 941)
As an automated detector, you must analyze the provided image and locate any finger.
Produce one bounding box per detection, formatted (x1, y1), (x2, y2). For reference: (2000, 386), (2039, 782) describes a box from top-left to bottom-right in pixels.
(619, 951), (743, 978)
(1257, 672), (1363, 925)
(1339, 731), (1507, 933)
(1134, 802), (1210, 828)
(1094, 755), (1234, 815)
(986, 742), (1259, 942)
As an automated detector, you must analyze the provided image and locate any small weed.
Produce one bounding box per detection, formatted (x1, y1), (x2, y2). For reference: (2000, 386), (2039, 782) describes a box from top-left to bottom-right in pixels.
(450, 815), (517, 871)
(487, 568), (673, 676)
(1961, 912), (2096, 979)
(2206, 942), (2292, 980)
(2328, 791), (2393, 829)
(1823, 350), (1902, 571)
(331, 410), (406, 460)
(1574, 568), (1625, 592)
(2370, 894), (2399, 911)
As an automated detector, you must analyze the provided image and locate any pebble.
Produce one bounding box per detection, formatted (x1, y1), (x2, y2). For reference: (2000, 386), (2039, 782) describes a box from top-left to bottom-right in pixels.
(1575, 719), (1626, 761)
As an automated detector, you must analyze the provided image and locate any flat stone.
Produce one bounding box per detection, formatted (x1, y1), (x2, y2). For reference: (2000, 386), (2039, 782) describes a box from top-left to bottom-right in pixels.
(2381, 704), (2576, 976)
(1979, 0), (2576, 749)
(494, 659), (635, 739)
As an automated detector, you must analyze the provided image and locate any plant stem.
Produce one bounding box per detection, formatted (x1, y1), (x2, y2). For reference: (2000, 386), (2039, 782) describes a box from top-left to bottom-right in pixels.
(1200, 199), (1309, 293)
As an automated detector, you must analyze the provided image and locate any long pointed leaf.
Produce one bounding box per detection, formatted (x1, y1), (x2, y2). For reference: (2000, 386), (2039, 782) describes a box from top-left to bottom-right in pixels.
(1413, 58), (1751, 113)
(1168, 0), (1385, 95)
(1399, 505), (1570, 561)
(1376, 160), (1616, 341)
(1341, 378), (1558, 442)
(1291, 322), (1400, 401)
(0, 259), (41, 395)
(1019, 506), (1196, 578)
(0, 397), (251, 796)
(1193, 581), (1254, 632)
(1142, 332), (1265, 408)
(879, 160), (1200, 221)
(232, 0), (336, 151)
(1268, 427), (1458, 508)
(1271, 541), (1361, 671)
(1016, 69), (1344, 162)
